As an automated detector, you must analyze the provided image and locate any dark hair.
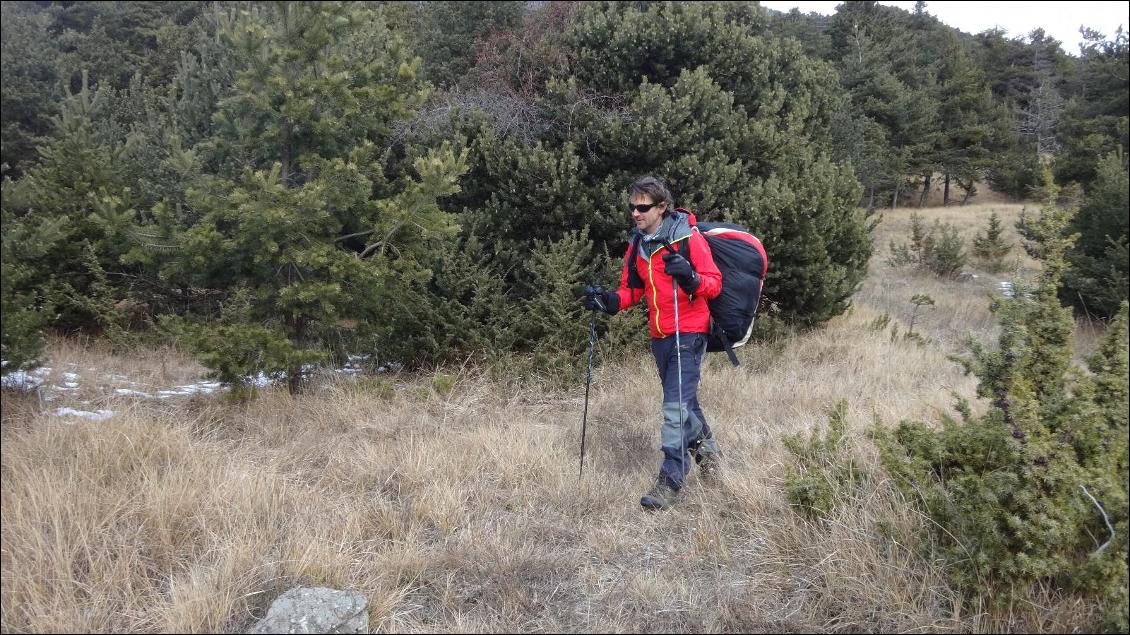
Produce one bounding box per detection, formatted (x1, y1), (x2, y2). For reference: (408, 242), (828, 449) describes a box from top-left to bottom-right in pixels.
(628, 176), (674, 209)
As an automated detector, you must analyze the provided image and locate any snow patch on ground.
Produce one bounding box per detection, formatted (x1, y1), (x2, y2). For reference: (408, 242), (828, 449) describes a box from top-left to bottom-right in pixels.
(3, 356), (390, 417)
(51, 408), (115, 421)
(1, 367), (51, 391)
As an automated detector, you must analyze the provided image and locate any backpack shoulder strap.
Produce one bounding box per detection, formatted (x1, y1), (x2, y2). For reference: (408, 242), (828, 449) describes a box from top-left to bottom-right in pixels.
(712, 318), (740, 367)
(662, 228), (695, 271)
(681, 227), (696, 271)
(626, 235), (644, 289)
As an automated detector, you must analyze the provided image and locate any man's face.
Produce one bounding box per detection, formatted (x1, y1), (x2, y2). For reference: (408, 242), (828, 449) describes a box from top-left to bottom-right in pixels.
(629, 194), (667, 235)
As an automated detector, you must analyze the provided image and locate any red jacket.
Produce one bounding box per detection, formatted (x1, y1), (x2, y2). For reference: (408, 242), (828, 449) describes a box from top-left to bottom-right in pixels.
(614, 211), (721, 339)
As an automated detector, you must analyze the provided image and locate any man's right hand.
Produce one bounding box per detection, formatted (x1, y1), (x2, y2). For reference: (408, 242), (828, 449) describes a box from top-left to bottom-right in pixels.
(582, 289), (620, 315)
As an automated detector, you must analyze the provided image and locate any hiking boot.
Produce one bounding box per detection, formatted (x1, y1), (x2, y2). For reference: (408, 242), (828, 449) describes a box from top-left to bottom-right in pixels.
(690, 437), (723, 484)
(696, 450), (722, 483)
(640, 477), (680, 510)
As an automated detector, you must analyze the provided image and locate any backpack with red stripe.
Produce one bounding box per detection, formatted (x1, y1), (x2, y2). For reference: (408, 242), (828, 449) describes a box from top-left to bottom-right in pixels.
(627, 208), (768, 366)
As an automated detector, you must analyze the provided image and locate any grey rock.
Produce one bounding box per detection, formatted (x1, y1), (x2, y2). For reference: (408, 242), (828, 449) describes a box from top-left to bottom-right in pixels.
(247, 587), (368, 634)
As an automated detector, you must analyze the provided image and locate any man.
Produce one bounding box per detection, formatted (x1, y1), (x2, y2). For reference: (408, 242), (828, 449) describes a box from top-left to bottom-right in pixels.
(583, 176), (724, 510)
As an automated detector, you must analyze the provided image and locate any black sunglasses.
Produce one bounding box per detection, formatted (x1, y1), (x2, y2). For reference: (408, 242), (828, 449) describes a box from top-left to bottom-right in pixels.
(629, 202), (664, 214)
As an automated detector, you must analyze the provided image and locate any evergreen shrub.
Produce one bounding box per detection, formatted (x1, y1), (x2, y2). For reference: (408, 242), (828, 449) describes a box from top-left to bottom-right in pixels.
(875, 200), (1129, 630)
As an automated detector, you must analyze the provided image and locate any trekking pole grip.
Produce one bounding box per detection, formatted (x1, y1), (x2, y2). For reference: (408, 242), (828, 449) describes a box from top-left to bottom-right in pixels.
(583, 284), (607, 313)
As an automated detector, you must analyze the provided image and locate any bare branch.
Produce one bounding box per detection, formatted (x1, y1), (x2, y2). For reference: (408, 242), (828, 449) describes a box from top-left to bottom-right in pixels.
(334, 229), (377, 243)
(359, 237), (404, 259)
(359, 241), (382, 259)
(1081, 484), (1115, 552)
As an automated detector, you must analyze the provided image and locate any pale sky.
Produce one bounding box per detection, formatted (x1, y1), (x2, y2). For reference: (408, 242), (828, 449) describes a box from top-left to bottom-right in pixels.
(760, 1), (1129, 55)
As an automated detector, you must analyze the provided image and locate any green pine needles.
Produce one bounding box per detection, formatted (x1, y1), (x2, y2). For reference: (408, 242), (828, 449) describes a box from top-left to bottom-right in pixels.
(1064, 151), (1130, 319)
(783, 400), (865, 521)
(887, 212), (968, 278)
(972, 210), (1013, 273)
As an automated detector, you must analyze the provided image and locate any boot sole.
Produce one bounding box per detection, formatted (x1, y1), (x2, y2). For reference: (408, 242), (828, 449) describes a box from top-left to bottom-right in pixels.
(640, 495), (675, 510)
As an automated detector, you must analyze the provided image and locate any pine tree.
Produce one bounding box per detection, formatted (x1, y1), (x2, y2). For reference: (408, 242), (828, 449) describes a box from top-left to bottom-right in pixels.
(1063, 151), (1130, 318)
(51, 1), (205, 94)
(0, 205), (63, 374)
(518, 229), (598, 380)
(3, 74), (143, 332)
(407, 1), (526, 91)
(975, 28), (1071, 199)
(0, 2), (62, 178)
(934, 33), (1012, 205)
(768, 7), (833, 61)
(972, 211), (1013, 273)
(1055, 28), (1129, 188)
(830, 15), (904, 207)
(417, 234), (519, 363)
(828, 1), (943, 208)
(156, 2), (469, 390)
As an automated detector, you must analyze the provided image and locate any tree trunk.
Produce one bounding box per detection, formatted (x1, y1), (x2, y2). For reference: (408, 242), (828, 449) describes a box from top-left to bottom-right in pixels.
(943, 173), (951, 206)
(892, 180), (901, 209)
(287, 316), (306, 395)
(960, 177), (975, 205)
(918, 173), (931, 208)
(868, 186), (876, 213)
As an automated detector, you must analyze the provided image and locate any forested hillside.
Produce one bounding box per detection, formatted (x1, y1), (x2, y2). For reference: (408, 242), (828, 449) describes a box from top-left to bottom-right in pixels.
(3, 1), (1125, 383)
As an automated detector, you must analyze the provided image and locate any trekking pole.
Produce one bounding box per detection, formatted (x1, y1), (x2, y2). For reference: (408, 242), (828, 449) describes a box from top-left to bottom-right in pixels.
(672, 275), (686, 486)
(662, 238), (688, 486)
(579, 285), (601, 477)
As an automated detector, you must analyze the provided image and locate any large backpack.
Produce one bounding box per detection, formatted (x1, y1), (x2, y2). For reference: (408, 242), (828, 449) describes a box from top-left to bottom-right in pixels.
(627, 208), (767, 366)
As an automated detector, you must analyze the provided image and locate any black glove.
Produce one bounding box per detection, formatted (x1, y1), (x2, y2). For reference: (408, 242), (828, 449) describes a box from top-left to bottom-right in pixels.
(582, 289), (620, 314)
(662, 252), (700, 294)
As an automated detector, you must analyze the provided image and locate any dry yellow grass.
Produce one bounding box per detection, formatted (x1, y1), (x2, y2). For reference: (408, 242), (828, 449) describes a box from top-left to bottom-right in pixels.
(861, 203), (1034, 349)
(0, 204), (1111, 633)
(861, 203), (1106, 359)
